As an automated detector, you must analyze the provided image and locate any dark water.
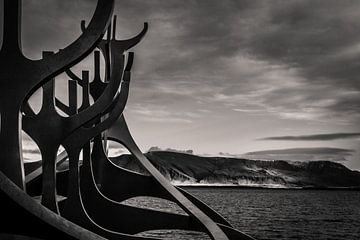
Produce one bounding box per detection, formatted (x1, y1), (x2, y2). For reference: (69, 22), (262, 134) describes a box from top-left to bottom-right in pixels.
(125, 188), (360, 240)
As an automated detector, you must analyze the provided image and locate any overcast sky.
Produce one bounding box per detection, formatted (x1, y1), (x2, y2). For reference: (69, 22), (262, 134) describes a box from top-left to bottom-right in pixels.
(3, 0), (359, 169)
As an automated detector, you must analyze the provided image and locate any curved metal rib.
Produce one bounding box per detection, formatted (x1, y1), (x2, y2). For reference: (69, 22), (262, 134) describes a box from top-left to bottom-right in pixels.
(65, 69), (83, 86)
(81, 19), (111, 81)
(82, 15), (148, 53)
(90, 136), (169, 202)
(93, 135), (232, 228)
(83, 135), (234, 229)
(61, 150), (161, 240)
(112, 22), (148, 52)
(67, 16), (146, 100)
(36, 0), (114, 85)
(0, 171), (108, 240)
(107, 116), (230, 240)
(66, 144), (195, 235)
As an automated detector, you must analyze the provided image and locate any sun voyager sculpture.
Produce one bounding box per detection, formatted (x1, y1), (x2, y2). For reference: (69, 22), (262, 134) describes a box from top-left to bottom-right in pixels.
(0, 1), (255, 239)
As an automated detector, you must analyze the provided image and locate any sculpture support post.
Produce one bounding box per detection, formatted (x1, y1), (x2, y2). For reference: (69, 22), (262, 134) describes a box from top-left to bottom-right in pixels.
(0, 99), (25, 190)
(0, 0), (25, 189)
(2, 0), (22, 56)
(40, 144), (60, 213)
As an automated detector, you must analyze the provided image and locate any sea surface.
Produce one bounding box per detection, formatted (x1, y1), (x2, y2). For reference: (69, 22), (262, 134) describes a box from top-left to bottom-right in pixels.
(122, 187), (360, 240)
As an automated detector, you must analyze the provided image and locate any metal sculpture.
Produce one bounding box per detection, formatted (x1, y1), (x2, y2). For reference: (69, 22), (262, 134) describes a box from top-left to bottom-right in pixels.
(0, 1), (256, 240)
(22, 47), (123, 212)
(0, 0), (114, 189)
(52, 17), (254, 240)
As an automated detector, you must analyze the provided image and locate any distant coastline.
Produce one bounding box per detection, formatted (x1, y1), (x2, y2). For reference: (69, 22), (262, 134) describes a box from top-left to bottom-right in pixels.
(177, 184), (360, 190)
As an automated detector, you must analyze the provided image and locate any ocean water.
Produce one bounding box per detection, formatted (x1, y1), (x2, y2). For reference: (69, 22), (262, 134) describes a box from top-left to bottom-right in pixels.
(125, 188), (360, 240)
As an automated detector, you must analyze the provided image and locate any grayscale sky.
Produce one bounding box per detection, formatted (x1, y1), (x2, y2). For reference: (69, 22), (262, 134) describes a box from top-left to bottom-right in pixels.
(2, 0), (359, 170)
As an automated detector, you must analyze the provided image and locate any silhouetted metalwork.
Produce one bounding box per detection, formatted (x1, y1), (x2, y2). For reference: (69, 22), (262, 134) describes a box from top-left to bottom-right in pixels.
(0, 1), (255, 239)
(0, 0), (114, 190)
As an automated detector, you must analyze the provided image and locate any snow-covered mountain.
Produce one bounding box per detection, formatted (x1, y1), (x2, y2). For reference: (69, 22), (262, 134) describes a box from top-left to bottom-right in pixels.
(110, 151), (360, 189)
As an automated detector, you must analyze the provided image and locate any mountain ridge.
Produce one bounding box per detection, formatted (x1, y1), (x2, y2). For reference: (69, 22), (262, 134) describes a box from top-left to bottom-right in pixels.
(110, 151), (360, 189)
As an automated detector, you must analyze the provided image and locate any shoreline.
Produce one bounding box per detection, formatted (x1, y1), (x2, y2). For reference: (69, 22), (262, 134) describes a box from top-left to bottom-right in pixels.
(176, 184), (360, 191)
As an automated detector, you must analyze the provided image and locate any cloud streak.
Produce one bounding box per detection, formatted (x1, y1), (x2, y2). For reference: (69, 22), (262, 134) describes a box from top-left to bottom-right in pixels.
(259, 133), (360, 141)
(244, 147), (355, 162)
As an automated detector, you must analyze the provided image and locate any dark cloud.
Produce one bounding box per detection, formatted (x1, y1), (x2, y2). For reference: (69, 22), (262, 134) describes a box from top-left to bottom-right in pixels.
(5, 0), (358, 125)
(259, 133), (360, 141)
(246, 147), (354, 155)
(238, 0), (360, 121)
(245, 147), (355, 162)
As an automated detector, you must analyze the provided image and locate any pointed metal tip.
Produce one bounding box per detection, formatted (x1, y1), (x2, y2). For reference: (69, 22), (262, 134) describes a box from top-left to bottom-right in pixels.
(125, 52), (134, 72)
